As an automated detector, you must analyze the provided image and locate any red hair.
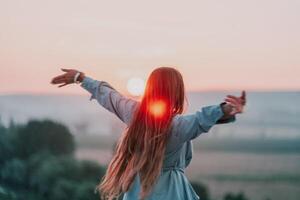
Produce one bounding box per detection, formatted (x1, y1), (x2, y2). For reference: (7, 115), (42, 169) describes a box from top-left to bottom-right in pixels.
(99, 67), (185, 199)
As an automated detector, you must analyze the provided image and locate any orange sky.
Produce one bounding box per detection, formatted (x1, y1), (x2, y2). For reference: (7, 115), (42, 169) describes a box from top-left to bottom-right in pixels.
(0, 0), (299, 95)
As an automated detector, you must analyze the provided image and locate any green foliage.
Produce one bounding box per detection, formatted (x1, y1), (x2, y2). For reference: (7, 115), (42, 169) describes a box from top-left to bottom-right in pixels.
(0, 128), (14, 166)
(0, 119), (255, 200)
(79, 160), (106, 182)
(0, 186), (17, 200)
(0, 120), (104, 200)
(191, 181), (210, 200)
(1, 159), (27, 187)
(50, 179), (78, 200)
(224, 192), (249, 200)
(74, 181), (99, 200)
(12, 120), (75, 159)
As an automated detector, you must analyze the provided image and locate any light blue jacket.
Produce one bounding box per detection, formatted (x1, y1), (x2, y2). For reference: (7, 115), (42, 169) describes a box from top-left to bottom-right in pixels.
(81, 77), (235, 200)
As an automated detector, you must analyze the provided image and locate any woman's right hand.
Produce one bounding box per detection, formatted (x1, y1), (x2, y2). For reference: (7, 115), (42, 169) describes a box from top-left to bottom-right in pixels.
(51, 68), (85, 87)
(224, 91), (247, 115)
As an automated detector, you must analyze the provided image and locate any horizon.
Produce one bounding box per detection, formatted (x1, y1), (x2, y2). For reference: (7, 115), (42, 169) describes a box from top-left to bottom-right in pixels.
(0, 89), (300, 97)
(1, 91), (299, 140)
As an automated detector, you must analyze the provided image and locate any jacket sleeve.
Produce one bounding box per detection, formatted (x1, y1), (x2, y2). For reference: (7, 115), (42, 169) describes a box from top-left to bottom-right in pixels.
(80, 76), (139, 125)
(175, 104), (235, 142)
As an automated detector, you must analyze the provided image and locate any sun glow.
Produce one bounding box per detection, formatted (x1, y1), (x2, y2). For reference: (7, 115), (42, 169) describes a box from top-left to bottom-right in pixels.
(149, 100), (166, 118)
(126, 78), (145, 96)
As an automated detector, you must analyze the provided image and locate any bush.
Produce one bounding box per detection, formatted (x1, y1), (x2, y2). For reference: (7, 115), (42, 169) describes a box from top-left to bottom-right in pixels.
(74, 182), (99, 200)
(0, 120), (104, 200)
(224, 192), (249, 200)
(50, 179), (78, 200)
(79, 160), (106, 182)
(30, 156), (78, 195)
(191, 182), (209, 200)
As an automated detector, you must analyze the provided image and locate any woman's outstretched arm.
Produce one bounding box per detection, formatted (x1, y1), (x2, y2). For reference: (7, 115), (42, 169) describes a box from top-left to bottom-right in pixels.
(51, 69), (139, 125)
(175, 91), (246, 142)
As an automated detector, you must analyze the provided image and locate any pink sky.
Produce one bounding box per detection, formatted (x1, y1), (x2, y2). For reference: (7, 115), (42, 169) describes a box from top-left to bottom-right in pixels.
(1, 0), (299, 95)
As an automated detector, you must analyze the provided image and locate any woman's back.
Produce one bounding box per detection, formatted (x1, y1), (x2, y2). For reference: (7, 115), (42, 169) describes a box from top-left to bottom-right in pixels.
(124, 105), (230, 200)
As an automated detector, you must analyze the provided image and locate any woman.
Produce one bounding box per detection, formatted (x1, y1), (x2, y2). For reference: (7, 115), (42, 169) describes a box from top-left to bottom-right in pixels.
(51, 67), (246, 200)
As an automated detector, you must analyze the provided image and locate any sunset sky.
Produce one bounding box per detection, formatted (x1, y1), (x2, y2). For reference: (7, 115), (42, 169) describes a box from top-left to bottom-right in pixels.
(1, 0), (299, 95)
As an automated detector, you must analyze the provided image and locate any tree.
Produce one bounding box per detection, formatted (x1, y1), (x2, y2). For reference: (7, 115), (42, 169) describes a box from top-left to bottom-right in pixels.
(0, 120), (111, 200)
(0, 130), (14, 166)
(12, 120), (75, 159)
(0, 159), (27, 187)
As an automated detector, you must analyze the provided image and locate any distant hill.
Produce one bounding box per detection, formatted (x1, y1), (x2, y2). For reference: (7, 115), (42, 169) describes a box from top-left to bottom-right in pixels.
(75, 134), (300, 153)
(1, 92), (300, 139)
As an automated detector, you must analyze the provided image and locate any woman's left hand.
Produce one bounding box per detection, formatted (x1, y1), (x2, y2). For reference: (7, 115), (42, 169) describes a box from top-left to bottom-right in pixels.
(224, 91), (247, 115)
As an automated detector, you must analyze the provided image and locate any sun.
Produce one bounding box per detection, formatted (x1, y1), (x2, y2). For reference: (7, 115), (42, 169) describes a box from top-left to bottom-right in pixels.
(126, 77), (145, 96)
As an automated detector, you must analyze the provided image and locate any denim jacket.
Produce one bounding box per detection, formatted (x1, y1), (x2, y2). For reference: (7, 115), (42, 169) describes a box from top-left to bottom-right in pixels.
(81, 77), (235, 200)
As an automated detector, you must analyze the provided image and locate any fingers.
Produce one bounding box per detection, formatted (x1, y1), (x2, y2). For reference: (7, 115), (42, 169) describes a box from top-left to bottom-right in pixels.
(58, 83), (69, 87)
(241, 90), (246, 105)
(51, 72), (74, 85)
(225, 96), (239, 105)
(51, 68), (78, 88)
(51, 75), (68, 84)
(225, 100), (242, 114)
(224, 91), (247, 115)
(241, 90), (246, 99)
(61, 68), (71, 72)
(225, 96), (242, 110)
(52, 78), (67, 84)
(227, 102), (242, 115)
(225, 102), (239, 115)
(226, 93), (246, 105)
(51, 74), (66, 84)
(225, 97), (243, 114)
(227, 95), (241, 101)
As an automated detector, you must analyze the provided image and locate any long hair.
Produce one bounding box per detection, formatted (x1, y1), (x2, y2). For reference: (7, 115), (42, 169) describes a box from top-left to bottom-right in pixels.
(98, 67), (185, 200)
